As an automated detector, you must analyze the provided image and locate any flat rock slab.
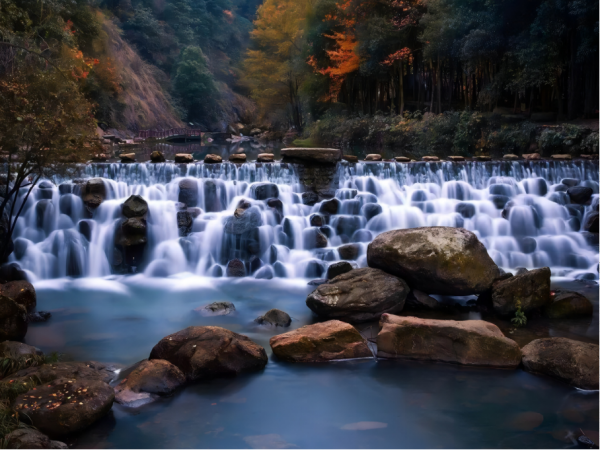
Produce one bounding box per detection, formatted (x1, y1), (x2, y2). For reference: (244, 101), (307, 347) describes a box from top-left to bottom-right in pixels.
(367, 227), (500, 295)
(377, 314), (521, 368)
(149, 326), (268, 381)
(14, 377), (114, 437)
(281, 148), (341, 164)
(4, 361), (118, 384)
(492, 267), (551, 316)
(306, 267), (409, 323)
(521, 338), (599, 390)
(270, 320), (372, 362)
(114, 359), (185, 407)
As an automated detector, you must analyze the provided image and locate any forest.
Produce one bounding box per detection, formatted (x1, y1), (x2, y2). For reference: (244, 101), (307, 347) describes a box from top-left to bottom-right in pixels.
(0, 0), (598, 133)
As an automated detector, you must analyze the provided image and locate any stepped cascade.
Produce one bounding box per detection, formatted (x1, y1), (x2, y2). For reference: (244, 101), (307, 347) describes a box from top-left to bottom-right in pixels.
(9, 160), (599, 283)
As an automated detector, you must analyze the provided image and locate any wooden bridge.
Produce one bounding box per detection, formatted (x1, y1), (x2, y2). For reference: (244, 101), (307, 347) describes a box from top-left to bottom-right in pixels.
(138, 128), (203, 140)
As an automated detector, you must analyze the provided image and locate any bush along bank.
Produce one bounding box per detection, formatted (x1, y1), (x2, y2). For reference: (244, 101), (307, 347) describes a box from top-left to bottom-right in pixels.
(302, 111), (599, 160)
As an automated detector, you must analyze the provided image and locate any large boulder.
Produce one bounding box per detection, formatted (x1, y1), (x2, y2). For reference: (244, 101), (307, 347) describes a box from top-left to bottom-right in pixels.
(255, 309), (291, 327)
(82, 178), (106, 214)
(281, 148), (341, 164)
(119, 218), (147, 246)
(338, 244), (359, 260)
(121, 195), (148, 218)
(178, 179), (199, 207)
(114, 359), (186, 407)
(250, 183), (279, 200)
(543, 290), (593, 319)
(566, 186), (593, 204)
(521, 338), (599, 390)
(14, 377), (114, 437)
(367, 227), (500, 295)
(377, 314), (521, 368)
(0, 280), (36, 312)
(0, 294), (27, 341)
(491, 267), (551, 316)
(269, 320), (372, 362)
(193, 301), (236, 316)
(4, 428), (66, 449)
(306, 268), (409, 323)
(149, 326), (267, 381)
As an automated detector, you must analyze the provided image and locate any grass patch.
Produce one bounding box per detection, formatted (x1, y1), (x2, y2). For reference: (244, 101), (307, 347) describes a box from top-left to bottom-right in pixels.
(0, 355), (45, 380)
(0, 376), (41, 443)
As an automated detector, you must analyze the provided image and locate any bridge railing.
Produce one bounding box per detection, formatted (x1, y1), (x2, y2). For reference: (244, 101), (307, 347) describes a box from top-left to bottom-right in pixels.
(138, 128), (203, 139)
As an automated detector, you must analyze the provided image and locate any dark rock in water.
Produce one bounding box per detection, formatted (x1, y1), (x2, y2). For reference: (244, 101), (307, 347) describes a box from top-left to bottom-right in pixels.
(553, 184), (568, 192)
(524, 178), (548, 196)
(567, 186), (593, 204)
(149, 326), (268, 381)
(377, 315), (521, 368)
(256, 309), (291, 327)
(521, 338), (599, 390)
(115, 359), (185, 407)
(320, 198), (340, 215)
(306, 267), (409, 323)
(280, 148), (341, 164)
(177, 211), (194, 236)
(305, 260), (325, 278)
(267, 198), (283, 222)
(405, 290), (440, 310)
(254, 266), (274, 279)
(270, 320), (371, 362)
(362, 203), (382, 221)
(150, 151), (165, 163)
(0, 263), (28, 283)
(58, 194), (77, 216)
(78, 220), (93, 241)
(269, 244), (289, 264)
(566, 204), (584, 217)
(203, 179), (222, 212)
(208, 265), (223, 277)
(4, 428), (69, 450)
(544, 290), (593, 318)
(37, 182), (54, 200)
(326, 261), (354, 279)
(351, 229), (372, 243)
(455, 202), (476, 218)
(491, 267), (551, 316)
(226, 259), (246, 277)
(304, 228), (328, 249)
(13, 238), (29, 260)
(567, 216), (581, 231)
(0, 280), (36, 312)
(561, 178), (579, 188)
(515, 267), (528, 276)
(120, 218), (147, 246)
(82, 178), (106, 214)
(27, 311), (52, 323)
(248, 255), (262, 274)
(319, 225), (333, 238)
(308, 278), (327, 286)
(0, 340), (43, 359)
(194, 301), (236, 316)
(224, 206), (262, 235)
(309, 214), (324, 227)
(122, 195), (148, 218)
(0, 294), (28, 341)
(251, 183), (279, 200)
(520, 237), (537, 254)
(302, 192), (319, 206)
(35, 199), (54, 228)
(367, 227), (500, 296)
(338, 243), (360, 260)
(178, 179), (199, 207)
(334, 216), (362, 236)
(488, 184), (514, 196)
(58, 183), (73, 195)
(273, 261), (288, 278)
(577, 436), (598, 449)
(583, 213), (599, 233)
(489, 195), (510, 209)
(14, 377), (115, 437)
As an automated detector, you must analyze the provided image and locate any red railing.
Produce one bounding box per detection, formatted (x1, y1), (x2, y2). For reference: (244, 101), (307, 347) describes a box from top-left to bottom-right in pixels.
(138, 128), (203, 139)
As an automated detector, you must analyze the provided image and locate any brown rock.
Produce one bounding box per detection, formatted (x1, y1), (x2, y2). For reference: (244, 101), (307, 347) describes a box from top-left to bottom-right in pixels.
(14, 377), (114, 437)
(119, 153), (136, 163)
(204, 154), (222, 164)
(149, 326), (268, 381)
(422, 156), (439, 162)
(5, 428), (55, 449)
(377, 314), (521, 368)
(551, 154), (572, 160)
(342, 155), (358, 163)
(523, 153), (541, 160)
(394, 156), (411, 162)
(338, 243), (360, 260)
(491, 267), (551, 316)
(474, 155), (491, 161)
(0, 280), (36, 312)
(521, 338), (599, 390)
(257, 153), (275, 162)
(82, 178), (106, 212)
(544, 290), (593, 318)
(174, 153), (194, 163)
(306, 267), (409, 323)
(229, 153), (247, 162)
(0, 340), (43, 359)
(269, 320), (372, 362)
(150, 151), (165, 163)
(503, 154), (519, 160)
(448, 156), (465, 161)
(0, 294), (27, 341)
(365, 154), (382, 161)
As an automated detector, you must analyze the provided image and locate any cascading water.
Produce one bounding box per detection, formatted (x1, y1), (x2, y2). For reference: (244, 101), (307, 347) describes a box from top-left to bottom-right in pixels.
(9, 160), (599, 282)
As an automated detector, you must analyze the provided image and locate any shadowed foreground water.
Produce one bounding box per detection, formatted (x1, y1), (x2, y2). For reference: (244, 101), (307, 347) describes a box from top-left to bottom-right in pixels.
(23, 277), (599, 449)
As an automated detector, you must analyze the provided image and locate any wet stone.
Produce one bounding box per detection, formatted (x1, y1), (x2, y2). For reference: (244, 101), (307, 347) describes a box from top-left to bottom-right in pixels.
(194, 301), (236, 316)
(255, 309), (291, 327)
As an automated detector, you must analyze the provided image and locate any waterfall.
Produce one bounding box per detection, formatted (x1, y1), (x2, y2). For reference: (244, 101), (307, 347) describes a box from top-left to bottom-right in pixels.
(9, 160), (599, 282)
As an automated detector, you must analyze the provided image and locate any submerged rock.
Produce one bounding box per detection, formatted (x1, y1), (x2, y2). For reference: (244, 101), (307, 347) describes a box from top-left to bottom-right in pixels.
(543, 290), (593, 319)
(269, 320), (372, 362)
(14, 377), (114, 437)
(149, 326), (268, 381)
(377, 314), (521, 368)
(194, 301), (236, 316)
(491, 267), (551, 316)
(255, 309), (291, 327)
(306, 268), (409, 323)
(521, 338), (599, 390)
(114, 359), (186, 407)
(367, 227), (500, 295)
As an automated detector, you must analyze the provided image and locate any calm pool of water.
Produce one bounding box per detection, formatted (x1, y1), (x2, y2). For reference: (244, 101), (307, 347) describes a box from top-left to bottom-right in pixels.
(25, 277), (599, 449)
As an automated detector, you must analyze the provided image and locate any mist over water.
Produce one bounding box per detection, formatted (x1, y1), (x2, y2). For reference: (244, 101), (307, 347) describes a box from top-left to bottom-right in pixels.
(9, 160), (599, 283)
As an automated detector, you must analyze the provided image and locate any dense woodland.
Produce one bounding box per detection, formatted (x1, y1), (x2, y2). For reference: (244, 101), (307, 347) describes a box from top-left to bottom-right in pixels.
(0, 0), (598, 132)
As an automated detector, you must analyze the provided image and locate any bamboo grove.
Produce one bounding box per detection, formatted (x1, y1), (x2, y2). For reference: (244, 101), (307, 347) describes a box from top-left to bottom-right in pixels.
(243, 0), (599, 129)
